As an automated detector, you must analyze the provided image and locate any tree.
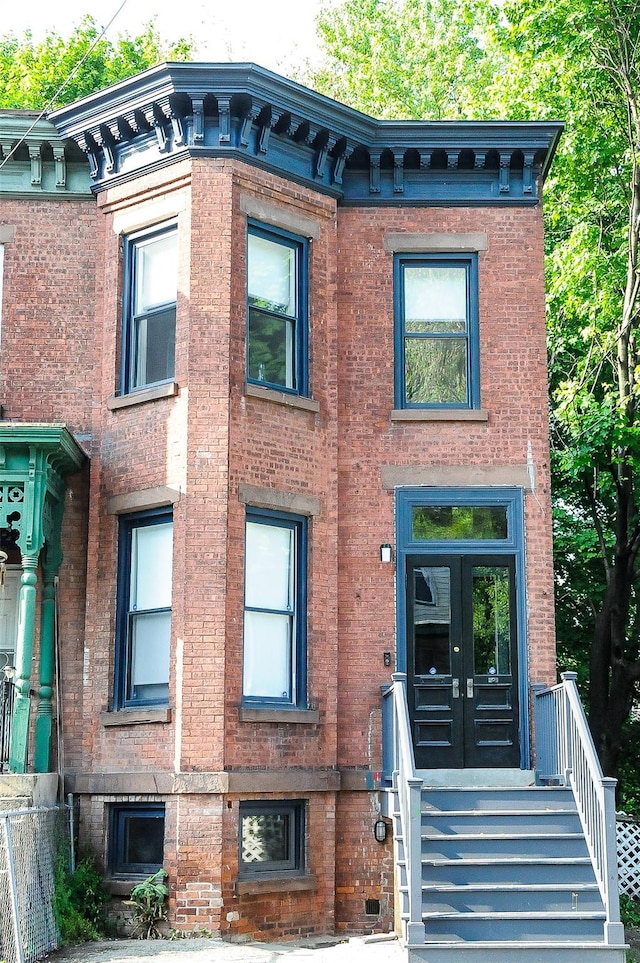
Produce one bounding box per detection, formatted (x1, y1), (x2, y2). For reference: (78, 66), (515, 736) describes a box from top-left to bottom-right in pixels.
(0, 15), (194, 110)
(310, 0), (640, 793)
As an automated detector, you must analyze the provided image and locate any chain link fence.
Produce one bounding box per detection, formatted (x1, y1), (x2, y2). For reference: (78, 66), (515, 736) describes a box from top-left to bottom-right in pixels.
(0, 806), (67, 963)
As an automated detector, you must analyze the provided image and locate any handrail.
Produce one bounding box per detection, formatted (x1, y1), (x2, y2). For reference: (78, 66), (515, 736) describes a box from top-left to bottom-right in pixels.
(381, 673), (425, 944)
(534, 672), (624, 945)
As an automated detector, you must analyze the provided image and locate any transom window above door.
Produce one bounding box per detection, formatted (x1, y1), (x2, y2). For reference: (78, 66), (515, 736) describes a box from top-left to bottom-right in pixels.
(247, 222), (308, 396)
(394, 254), (480, 409)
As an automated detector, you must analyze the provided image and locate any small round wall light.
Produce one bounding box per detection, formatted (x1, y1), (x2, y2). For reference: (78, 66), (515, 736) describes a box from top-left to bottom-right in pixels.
(379, 543), (393, 563)
(374, 818), (388, 843)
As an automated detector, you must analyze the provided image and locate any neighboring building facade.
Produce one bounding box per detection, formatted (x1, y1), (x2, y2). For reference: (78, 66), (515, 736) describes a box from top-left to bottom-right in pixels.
(0, 64), (561, 939)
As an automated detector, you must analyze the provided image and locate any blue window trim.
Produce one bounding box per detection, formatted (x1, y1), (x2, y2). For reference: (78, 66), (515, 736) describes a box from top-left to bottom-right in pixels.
(394, 486), (528, 765)
(242, 507), (308, 708)
(114, 507), (173, 710)
(238, 799), (305, 877)
(108, 803), (165, 877)
(393, 253), (480, 409)
(246, 220), (309, 397)
(120, 220), (177, 396)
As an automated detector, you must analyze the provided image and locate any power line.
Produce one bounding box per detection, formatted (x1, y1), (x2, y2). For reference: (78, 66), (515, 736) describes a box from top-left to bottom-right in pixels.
(0, 0), (129, 173)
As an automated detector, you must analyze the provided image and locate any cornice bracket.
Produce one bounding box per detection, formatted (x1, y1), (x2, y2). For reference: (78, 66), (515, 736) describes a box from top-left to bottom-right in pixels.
(52, 146), (66, 188)
(217, 97), (231, 144)
(370, 152), (381, 194)
(240, 106), (260, 147)
(523, 151), (535, 194)
(393, 150), (405, 193)
(192, 98), (205, 143)
(27, 145), (41, 186)
(499, 151), (511, 193)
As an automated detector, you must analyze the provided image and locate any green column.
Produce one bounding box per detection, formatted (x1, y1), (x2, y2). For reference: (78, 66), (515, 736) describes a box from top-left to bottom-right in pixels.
(34, 561), (59, 773)
(8, 554), (39, 773)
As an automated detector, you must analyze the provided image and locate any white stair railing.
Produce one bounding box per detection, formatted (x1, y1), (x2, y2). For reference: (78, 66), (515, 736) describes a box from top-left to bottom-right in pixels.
(534, 671), (625, 944)
(382, 672), (425, 944)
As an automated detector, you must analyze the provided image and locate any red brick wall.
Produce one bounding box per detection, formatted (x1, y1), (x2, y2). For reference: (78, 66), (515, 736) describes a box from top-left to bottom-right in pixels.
(334, 204), (556, 774)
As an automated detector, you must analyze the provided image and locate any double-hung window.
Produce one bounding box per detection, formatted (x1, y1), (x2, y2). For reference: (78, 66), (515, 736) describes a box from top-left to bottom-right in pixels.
(395, 253), (480, 408)
(121, 222), (178, 393)
(115, 509), (173, 708)
(247, 222), (308, 395)
(242, 509), (306, 706)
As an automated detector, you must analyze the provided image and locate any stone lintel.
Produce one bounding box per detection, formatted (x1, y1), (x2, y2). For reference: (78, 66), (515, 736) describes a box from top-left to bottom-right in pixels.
(107, 486), (181, 515)
(240, 193), (322, 239)
(383, 232), (488, 253)
(238, 483), (321, 517)
(381, 464), (531, 491)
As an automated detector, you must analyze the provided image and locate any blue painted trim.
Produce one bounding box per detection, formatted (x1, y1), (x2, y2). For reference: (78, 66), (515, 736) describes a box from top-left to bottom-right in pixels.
(246, 221), (309, 397)
(120, 220), (178, 396)
(49, 63), (563, 202)
(114, 507), (173, 711)
(108, 803), (165, 876)
(394, 486), (530, 767)
(242, 506), (308, 708)
(394, 253), (480, 410)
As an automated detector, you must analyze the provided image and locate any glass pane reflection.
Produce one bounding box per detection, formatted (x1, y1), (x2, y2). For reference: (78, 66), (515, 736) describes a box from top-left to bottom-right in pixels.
(472, 566), (511, 675)
(413, 566), (451, 676)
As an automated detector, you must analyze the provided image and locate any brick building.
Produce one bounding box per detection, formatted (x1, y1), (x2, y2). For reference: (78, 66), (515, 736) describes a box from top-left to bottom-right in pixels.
(2, 64), (617, 960)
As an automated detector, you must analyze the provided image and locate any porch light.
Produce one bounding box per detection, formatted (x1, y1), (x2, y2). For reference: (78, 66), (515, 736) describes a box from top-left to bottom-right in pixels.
(374, 818), (387, 843)
(3, 664), (15, 681)
(379, 544), (393, 563)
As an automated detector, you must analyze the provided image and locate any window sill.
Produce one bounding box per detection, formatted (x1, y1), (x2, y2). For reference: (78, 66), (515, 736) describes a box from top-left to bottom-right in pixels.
(239, 706), (319, 724)
(101, 707), (172, 727)
(106, 876), (161, 896)
(245, 383), (320, 413)
(107, 382), (179, 410)
(391, 408), (489, 422)
(236, 873), (317, 896)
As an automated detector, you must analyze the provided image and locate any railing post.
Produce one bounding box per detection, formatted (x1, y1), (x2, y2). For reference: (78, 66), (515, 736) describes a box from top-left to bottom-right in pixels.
(406, 776), (426, 944)
(531, 682), (547, 782)
(561, 671), (578, 783)
(602, 777), (625, 944)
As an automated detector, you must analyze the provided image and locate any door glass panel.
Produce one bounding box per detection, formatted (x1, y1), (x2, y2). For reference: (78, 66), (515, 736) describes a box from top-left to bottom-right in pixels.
(472, 566), (511, 675)
(413, 566), (451, 675)
(412, 505), (508, 541)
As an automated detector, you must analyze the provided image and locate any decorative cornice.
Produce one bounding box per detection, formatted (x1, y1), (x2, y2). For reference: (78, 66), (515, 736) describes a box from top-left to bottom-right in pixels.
(0, 113), (92, 197)
(50, 62), (563, 206)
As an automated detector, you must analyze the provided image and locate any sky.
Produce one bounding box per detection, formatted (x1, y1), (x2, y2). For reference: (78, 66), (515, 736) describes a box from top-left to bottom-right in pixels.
(0, 0), (335, 75)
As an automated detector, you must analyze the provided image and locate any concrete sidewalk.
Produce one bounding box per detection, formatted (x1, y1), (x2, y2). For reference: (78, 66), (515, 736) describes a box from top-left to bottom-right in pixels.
(46, 934), (405, 963)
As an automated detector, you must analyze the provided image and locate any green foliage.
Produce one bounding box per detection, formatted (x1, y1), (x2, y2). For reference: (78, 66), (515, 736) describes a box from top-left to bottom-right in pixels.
(0, 16), (194, 110)
(311, 0), (504, 119)
(53, 854), (110, 944)
(621, 893), (640, 927)
(123, 869), (168, 939)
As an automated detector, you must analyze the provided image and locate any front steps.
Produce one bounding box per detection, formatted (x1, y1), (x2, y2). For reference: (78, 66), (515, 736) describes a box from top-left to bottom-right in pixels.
(395, 775), (627, 963)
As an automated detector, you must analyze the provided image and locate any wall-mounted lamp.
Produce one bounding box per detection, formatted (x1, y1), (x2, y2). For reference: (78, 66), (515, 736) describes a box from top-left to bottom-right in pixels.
(3, 664), (15, 681)
(379, 543), (393, 564)
(373, 818), (388, 843)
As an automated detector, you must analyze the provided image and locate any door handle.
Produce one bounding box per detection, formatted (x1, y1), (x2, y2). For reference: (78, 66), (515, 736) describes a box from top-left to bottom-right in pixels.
(452, 678), (460, 699)
(466, 678), (474, 699)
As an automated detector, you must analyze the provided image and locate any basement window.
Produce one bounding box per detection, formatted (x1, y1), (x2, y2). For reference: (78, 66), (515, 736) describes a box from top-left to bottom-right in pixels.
(238, 800), (305, 877)
(108, 803), (165, 876)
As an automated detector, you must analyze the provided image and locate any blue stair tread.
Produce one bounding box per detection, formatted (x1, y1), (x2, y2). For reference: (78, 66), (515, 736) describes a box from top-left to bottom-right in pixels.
(422, 832), (584, 840)
(422, 855), (592, 865)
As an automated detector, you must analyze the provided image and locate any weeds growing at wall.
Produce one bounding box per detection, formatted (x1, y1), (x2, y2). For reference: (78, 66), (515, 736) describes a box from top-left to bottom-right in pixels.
(53, 853), (110, 943)
(123, 869), (168, 939)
